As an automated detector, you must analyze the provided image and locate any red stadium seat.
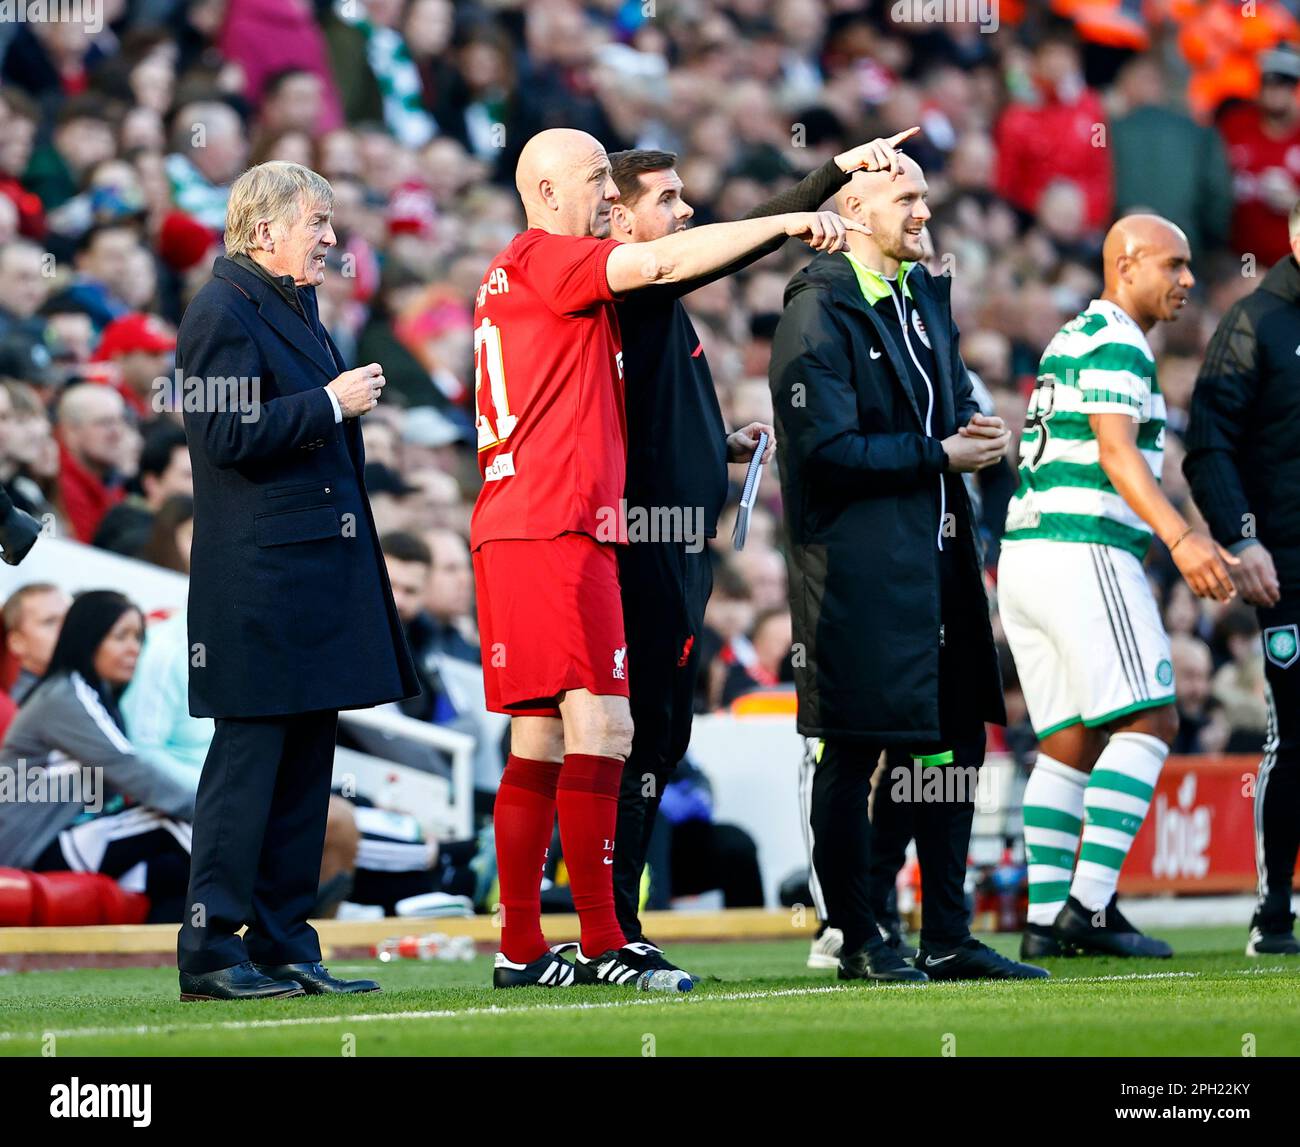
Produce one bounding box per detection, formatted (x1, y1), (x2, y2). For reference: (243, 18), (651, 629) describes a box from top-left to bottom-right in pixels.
(0, 869), (150, 927)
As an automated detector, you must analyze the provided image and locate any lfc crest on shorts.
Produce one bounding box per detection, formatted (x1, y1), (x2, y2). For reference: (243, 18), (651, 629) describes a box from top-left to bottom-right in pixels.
(1264, 624), (1299, 670)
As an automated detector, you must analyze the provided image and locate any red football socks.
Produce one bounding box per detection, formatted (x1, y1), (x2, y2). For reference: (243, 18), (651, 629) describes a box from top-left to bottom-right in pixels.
(494, 754), (562, 964)
(557, 753), (628, 958)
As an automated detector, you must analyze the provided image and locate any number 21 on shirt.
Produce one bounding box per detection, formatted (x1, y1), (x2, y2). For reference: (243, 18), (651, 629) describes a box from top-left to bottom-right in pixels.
(475, 317), (516, 451)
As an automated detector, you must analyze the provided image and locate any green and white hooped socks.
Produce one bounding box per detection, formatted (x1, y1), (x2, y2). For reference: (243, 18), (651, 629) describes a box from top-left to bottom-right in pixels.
(1023, 753), (1089, 926)
(1070, 732), (1169, 912)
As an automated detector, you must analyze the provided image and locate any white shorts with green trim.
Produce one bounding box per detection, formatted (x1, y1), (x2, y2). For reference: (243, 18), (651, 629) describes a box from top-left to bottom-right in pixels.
(998, 539), (1175, 738)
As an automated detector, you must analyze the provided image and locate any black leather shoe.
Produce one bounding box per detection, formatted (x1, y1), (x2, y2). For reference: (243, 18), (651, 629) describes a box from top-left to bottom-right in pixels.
(255, 961), (381, 994)
(179, 961), (306, 1002)
(838, 937), (929, 983)
(1053, 895), (1173, 958)
(1021, 922), (1069, 959)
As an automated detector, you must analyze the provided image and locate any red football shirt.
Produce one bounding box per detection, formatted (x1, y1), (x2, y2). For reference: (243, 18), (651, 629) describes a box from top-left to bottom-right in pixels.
(470, 229), (626, 550)
(1219, 103), (1300, 268)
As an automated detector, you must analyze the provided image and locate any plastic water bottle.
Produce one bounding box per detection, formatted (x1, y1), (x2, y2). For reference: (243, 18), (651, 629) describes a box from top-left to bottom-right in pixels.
(636, 969), (694, 992)
(991, 848), (1025, 933)
(372, 932), (476, 962)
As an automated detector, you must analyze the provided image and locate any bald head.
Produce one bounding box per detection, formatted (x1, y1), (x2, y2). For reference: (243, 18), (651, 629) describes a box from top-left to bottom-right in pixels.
(833, 154), (924, 215)
(1102, 215), (1186, 289)
(1100, 213), (1193, 329)
(57, 384), (127, 473)
(515, 128), (619, 237)
(833, 154), (930, 270)
(58, 382), (125, 426)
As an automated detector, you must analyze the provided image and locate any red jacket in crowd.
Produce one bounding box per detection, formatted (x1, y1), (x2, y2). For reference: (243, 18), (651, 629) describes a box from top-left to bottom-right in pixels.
(995, 81), (1114, 231)
(56, 439), (124, 544)
(1218, 101), (1300, 268)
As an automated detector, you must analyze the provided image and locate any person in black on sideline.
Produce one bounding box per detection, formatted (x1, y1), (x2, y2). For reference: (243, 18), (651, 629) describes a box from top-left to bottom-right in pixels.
(769, 150), (1047, 982)
(1185, 203), (1300, 957)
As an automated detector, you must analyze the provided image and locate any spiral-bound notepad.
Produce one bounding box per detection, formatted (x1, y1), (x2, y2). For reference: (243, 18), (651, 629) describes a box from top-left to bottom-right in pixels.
(731, 431), (769, 551)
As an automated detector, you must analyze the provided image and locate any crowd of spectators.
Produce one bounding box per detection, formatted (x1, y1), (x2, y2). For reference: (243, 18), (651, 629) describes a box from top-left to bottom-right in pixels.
(0, 0), (1291, 802)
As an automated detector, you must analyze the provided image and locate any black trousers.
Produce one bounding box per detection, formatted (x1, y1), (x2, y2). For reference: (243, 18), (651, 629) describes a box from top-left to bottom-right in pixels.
(811, 546), (986, 954)
(867, 749), (916, 928)
(177, 710), (338, 974)
(613, 540), (713, 941)
(1256, 593), (1300, 927)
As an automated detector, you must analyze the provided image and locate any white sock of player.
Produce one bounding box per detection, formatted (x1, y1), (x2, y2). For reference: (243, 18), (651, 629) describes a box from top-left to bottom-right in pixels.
(1023, 754), (1090, 926)
(1070, 732), (1169, 912)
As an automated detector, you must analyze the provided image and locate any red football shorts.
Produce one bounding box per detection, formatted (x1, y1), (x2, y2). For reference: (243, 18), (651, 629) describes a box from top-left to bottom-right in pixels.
(472, 532), (629, 717)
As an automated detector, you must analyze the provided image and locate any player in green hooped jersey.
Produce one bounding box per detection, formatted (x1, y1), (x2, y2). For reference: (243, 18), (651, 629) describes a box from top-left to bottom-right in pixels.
(999, 215), (1240, 961)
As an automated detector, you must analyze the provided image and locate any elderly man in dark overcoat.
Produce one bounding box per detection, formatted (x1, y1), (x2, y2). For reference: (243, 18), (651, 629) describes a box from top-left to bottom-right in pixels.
(176, 161), (419, 1000)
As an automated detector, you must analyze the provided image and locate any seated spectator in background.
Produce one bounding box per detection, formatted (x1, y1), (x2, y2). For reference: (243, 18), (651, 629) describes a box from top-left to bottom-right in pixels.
(1180, 0), (1299, 121)
(1111, 54), (1233, 261)
(0, 379), (59, 523)
(120, 607), (209, 784)
(1211, 605), (1269, 752)
(25, 95), (117, 221)
(3, 582), (70, 704)
(720, 605), (793, 707)
(362, 416), (403, 472)
(49, 219), (142, 330)
(1196, 698), (1234, 756)
(93, 423), (191, 558)
(258, 68), (328, 138)
(730, 546), (788, 611)
(137, 493), (194, 574)
(0, 591), (195, 922)
(1171, 632), (1223, 754)
(0, 89), (44, 240)
(0, 238), (51, 341)
(381, 529), (503, 798)
(383, 530), (460, 724)
(87, 312), (177, 419)
(641, 758), (764, 912)
(700, 563), (756, 711)
(164, 99), (247, 232)
(54, 384), (128, 543)
(994, 27), (1112, 231)
(1217, 43), (1300, 269)
(422, 527), (478, 664)
(38, 296), (97, 379)
(1163, 579), (1205, 640)
(119, 593), (363, 919)
(366, 462), (421, 534)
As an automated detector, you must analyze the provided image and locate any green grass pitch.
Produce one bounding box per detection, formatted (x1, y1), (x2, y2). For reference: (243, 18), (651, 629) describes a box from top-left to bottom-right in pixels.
(1, 928), (1297, 1057)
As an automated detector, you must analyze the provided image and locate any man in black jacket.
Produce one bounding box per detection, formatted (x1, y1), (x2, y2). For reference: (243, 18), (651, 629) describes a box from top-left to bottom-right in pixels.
(175, 162), (420, 1000)
(605, 132), (916, 966)
(1185, 215), (1300, 957)
(769, 154), (1047, 981)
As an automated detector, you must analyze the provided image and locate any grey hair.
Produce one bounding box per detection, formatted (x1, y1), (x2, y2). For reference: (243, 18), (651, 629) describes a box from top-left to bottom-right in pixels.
(1290, 198), (1300, 239)
(223, 161), (334, 256)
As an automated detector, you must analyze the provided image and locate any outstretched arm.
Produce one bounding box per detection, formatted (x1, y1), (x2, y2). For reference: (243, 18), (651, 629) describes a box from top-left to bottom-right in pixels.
(605, 211), (868, 295)
(628, 129), (921, 302)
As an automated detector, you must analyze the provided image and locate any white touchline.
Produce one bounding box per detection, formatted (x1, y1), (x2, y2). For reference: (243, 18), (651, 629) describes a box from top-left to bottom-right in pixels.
(0, 968), (1291, 1044)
